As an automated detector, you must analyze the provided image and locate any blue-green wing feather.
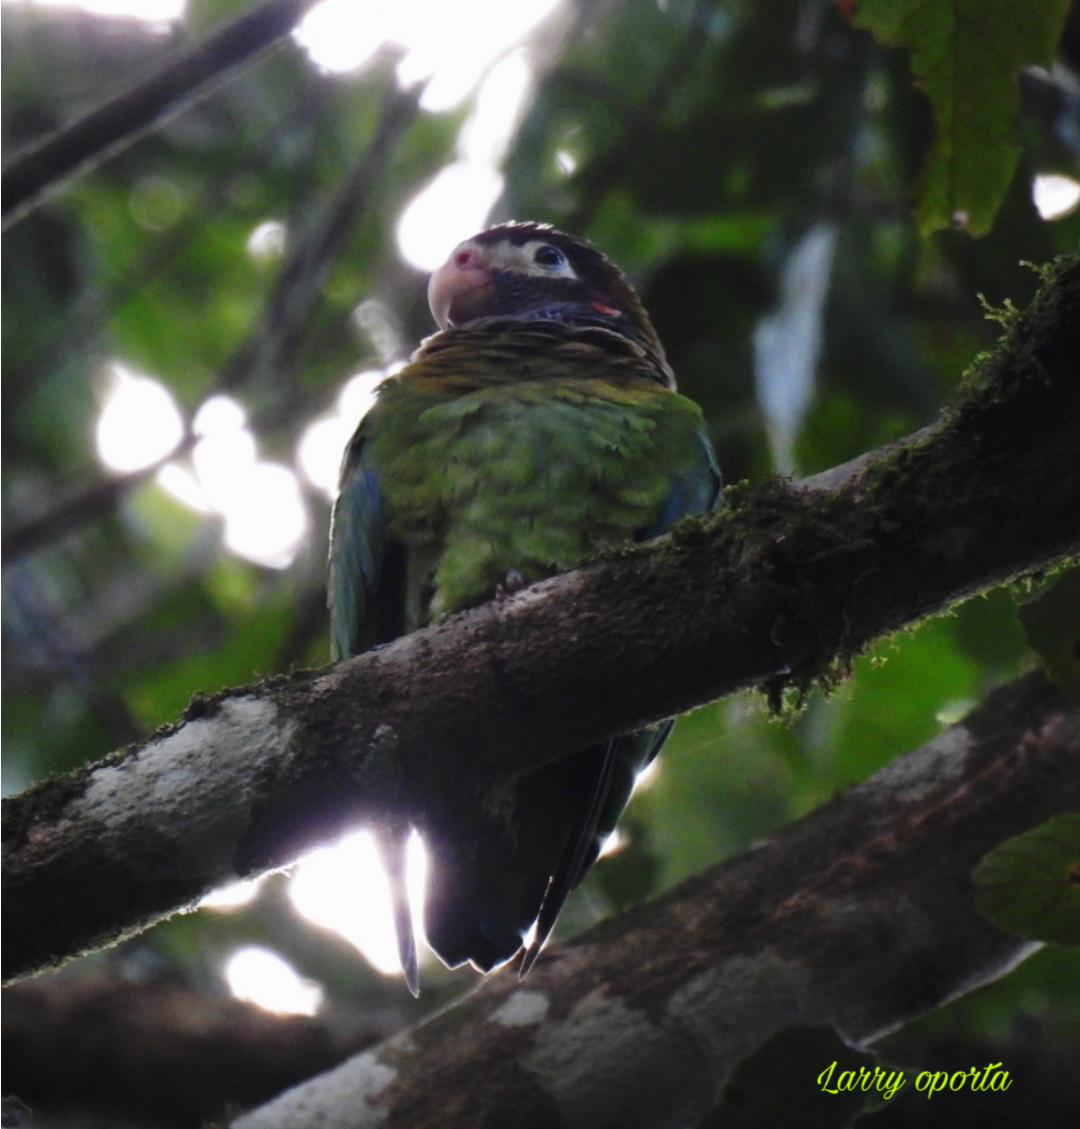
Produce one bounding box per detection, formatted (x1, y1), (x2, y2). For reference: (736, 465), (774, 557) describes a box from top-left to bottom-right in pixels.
(644, 424), (723, 538)
(329, 420), (427, 988)
(328, 422), (388, 661)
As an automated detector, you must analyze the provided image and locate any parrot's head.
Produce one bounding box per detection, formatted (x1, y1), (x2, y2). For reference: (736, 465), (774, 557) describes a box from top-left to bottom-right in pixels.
(428, 221), (671, 383)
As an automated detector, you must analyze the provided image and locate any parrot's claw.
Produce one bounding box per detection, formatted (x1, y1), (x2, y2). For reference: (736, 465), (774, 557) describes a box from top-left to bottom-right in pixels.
(495, 569), (527, 600)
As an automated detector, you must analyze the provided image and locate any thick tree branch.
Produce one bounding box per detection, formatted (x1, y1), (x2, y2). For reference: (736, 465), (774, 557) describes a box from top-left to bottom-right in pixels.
(1, 0), (322, 228)
(3, 256), (1079, 983)
(231, 672), (1080, 1128)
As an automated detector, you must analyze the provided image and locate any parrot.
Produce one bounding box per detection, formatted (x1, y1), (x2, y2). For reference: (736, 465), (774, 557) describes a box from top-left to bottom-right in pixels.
(328, 221), (721, 992)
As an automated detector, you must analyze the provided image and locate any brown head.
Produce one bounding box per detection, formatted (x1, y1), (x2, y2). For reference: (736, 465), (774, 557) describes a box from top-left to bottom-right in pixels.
(428, 222), (672, 383)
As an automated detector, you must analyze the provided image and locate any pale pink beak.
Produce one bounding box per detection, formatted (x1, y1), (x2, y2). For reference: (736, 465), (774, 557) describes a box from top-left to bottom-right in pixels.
(428, 243), (494, 330)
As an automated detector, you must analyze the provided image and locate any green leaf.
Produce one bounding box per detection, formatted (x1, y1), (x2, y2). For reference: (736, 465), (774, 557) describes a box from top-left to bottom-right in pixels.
(1018, 567), (1080, 705)
(855, 0), (1070, 234)
(974, 814), (1080, 946)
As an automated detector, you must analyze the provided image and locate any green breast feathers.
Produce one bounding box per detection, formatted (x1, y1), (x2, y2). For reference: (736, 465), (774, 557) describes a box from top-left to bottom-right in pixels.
(365, 327), (712, 623)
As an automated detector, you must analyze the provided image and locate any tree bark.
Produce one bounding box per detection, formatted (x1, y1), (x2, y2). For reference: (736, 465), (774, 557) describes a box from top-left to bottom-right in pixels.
(3, 256), (1079, 985)
(231, 671), (1080, 1129)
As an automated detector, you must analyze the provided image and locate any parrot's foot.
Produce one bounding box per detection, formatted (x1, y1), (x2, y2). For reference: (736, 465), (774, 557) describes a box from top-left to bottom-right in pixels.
(495, 570), (527, 600)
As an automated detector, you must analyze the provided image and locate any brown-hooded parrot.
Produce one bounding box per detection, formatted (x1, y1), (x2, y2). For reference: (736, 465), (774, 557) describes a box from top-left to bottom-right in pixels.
(328, 222), (721, 991)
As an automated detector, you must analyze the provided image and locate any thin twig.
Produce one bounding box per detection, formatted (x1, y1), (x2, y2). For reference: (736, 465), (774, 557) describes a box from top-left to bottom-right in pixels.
(565, 0), (719, 232)
(2, 0), (323, 228)
(218, 69), (421, 393)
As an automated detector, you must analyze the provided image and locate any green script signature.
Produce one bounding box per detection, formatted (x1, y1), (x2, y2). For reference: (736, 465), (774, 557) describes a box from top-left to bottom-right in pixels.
(817, 1060), (1013, 1100)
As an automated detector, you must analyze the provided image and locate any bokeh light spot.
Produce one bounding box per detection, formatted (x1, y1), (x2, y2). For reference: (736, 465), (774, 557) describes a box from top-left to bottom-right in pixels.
(289, 830), (428, 980)
(224, 946), (323, 1016)
(95, 363), (184, 474)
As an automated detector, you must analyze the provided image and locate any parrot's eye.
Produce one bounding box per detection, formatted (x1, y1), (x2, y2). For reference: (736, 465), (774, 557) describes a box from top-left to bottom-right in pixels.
(533, 244), (567, 268)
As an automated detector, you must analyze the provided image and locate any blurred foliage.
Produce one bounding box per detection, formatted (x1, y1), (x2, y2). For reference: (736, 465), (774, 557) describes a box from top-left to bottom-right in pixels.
(1018, 566), (1080, 703)
(855, 0), (1072, 234)
(3, 0), (1079, 1118)
(974, 814), (1080, 947)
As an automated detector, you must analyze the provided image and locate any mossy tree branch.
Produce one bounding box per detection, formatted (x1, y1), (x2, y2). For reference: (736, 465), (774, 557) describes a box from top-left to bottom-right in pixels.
(3, 256), (1079, 984)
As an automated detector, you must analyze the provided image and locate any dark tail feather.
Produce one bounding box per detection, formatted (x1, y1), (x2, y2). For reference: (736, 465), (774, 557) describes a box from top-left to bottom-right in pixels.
(519, 739), (618, 977)
(421, 822), (548, 974)
(422, 748), (609, 974)
(425, 727), (670, 976)
(375, 825), (419, 997)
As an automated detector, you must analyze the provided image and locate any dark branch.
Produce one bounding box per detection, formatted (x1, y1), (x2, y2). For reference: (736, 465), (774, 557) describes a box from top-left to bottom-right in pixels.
(1, 0), (322, 228)
(218, 73), (421, 393)
(1, 442), (187, 562)
(4, 970), (358, 1127)
(566, 0), (717, 232)
(233, 672), (1080, 1128)
(3, 256), (1078, 984)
